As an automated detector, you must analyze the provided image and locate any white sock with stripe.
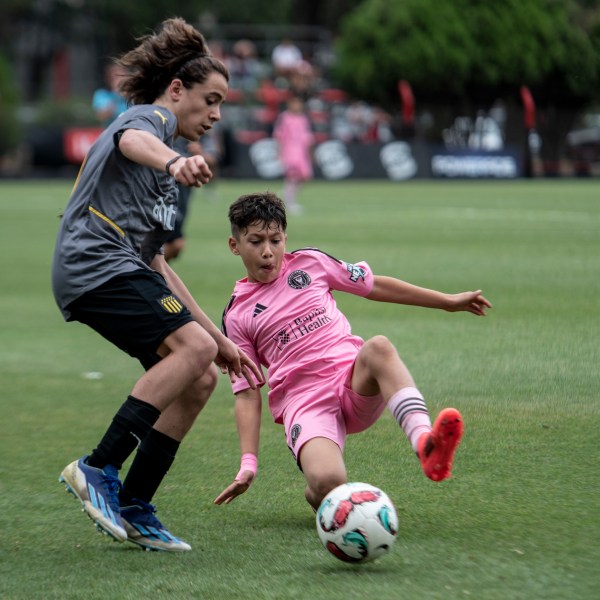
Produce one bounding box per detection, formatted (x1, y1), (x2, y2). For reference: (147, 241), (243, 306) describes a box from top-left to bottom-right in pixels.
(387, 387), (431, 452)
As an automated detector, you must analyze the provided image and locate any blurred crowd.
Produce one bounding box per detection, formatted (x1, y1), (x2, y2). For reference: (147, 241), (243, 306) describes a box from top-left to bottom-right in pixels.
(201, 36), (395, 152)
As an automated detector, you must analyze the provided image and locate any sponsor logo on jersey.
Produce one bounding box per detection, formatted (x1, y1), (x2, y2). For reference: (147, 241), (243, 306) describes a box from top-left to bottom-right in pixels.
(273, 326), (298, 350)
(272, 306), (332, 350)
(253, 303), (268, 318)
(290, 424), (302, 449)
(158, 295), (183, 314)
(288, 270), (311, 290)
(346, 263), (366, 283)
(153, 197), (177, 231)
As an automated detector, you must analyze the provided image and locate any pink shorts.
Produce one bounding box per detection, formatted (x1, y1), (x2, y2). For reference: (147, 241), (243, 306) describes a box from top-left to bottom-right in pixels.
(282, 361), (386, 461)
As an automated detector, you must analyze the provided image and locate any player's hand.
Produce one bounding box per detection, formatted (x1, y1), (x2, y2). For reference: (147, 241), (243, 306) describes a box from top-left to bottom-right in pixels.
(213, 471), (255, 505)
(445, 290), (492, 316)
(214, 337), (263, 389)
(172, 154), (212, 187)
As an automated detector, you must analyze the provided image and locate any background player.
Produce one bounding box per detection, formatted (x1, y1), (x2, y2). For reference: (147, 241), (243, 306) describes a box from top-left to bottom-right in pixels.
(215, 192), (491, 510)
(273, 95), (314, 215)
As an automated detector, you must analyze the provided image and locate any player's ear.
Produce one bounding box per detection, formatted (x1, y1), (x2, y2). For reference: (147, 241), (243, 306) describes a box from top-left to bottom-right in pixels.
(228, 236), (240, 255)
(168, 78), (184, 100)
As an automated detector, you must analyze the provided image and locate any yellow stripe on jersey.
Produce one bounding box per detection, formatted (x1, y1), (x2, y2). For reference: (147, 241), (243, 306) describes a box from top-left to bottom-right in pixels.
(71, 155), (88, 195)
(159, 296), (183, 314)
(88, 205), (125, 237)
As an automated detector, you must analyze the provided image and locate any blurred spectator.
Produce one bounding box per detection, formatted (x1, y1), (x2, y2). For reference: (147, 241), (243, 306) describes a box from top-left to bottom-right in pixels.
(227, 39), (264, 93)
(273, 95), (314, 215)
(207, 40), (228, 63)
(256, 78), (291, 130)
(92, 63), (128, 126)
(271, 38), (303, 80)
(342, 101), (372, 142)
(364, 107), (394, 143)
(288, 56), (318, 100)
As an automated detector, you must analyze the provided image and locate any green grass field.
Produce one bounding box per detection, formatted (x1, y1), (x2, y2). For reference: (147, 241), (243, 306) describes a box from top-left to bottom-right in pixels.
(0, 178), (598, 599)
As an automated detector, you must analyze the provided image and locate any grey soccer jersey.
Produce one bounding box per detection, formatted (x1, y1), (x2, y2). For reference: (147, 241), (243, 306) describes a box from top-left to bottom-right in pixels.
(52, 104), (179, 319)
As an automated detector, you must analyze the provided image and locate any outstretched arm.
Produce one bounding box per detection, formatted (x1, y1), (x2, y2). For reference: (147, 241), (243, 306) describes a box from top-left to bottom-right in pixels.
(366, 275), (492, 316)
(214, 387), (262, 505)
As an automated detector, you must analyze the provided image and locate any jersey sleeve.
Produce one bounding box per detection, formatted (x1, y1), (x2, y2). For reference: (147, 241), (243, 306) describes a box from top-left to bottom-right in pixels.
(222, 297), (264, 394)
(114, 106), (176, 147)
(301, 248), (375, 297)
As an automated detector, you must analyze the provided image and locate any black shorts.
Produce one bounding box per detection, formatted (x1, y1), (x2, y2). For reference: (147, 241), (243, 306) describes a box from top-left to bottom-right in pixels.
(67, 270), (194, 370)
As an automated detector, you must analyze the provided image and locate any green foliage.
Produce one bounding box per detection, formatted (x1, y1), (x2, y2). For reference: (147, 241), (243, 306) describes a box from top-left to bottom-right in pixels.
(29, 97), (97, 127)
(334, 0), (600, 107)
(1, 179), (599, 599)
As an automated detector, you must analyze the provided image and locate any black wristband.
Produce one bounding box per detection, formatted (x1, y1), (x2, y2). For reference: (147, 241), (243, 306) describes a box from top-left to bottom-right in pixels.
(165, 155), (183, 175)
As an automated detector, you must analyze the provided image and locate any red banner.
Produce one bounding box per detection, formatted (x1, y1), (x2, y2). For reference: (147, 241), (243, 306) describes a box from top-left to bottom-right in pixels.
(63, 127), (103, 164)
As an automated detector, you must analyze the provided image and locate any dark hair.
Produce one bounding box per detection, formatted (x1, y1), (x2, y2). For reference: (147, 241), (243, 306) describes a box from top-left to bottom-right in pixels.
(117, 17), (229, 105)
(228, 192), (287, 238)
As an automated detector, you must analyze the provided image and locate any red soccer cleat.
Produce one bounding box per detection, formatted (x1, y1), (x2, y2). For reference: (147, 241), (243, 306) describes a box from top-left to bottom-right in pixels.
(417, 408), (464, 482)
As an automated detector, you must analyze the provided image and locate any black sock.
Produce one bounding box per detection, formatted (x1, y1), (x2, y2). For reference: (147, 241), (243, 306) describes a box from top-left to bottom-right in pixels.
(87, 396), (161, 470)
(120, 428), (180, 505)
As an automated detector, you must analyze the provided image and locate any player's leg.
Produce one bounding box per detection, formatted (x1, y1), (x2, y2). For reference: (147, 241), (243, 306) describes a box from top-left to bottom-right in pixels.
(298, 437), (347, 511)
(119, 366), (217, 551)
(122, 363), (217, 505)
(351, 335), (463, 482)
(116, 326), (218, 552)
(130, 320), (218, 412)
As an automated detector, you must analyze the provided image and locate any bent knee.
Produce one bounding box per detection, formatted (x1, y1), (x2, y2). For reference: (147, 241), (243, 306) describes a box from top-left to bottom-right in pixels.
(181, 326), (219, 369)
(362, 335), (397, 363)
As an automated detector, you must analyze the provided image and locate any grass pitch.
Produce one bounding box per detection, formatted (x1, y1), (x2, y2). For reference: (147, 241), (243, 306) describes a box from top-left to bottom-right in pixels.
(0, 178), (598, 599)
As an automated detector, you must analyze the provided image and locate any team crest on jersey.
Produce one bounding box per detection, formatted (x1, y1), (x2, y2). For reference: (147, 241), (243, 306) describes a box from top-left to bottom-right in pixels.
(158, 295), (183, 314)
(346, 263), (366, 283)
(290, 424), (302, 448)
(288, 270), (311, 289)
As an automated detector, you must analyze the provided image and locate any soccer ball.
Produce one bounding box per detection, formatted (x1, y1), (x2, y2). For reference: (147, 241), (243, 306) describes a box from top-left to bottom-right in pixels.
(316, 482), (398, 563)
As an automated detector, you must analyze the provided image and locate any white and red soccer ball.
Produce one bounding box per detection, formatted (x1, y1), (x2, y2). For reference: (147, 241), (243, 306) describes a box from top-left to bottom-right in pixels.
(316, 482), (398, 563)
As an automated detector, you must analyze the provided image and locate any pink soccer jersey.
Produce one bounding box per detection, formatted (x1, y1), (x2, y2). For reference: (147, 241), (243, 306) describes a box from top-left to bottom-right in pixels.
(222, 248), (374, 422)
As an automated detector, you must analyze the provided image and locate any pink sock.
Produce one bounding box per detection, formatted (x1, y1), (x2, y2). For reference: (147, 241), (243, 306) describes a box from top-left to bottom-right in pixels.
(387, 387), (431, 452)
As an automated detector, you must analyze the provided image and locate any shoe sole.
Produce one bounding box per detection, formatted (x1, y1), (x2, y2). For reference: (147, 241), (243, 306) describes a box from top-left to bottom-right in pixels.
(125, 538), (192, 552)
(121, 519), (192, 552)
(59, 465), (127, 543)
(420, 408), (464, 482)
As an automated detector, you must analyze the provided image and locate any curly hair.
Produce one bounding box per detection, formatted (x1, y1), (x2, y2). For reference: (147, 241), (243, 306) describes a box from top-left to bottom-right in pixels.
(228, 192), (288, 238)
(117, 17), (229, 105)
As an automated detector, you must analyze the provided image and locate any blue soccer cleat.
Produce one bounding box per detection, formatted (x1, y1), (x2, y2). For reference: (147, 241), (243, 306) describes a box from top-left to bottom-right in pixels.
(120, 500), (192, 552)
(59, 456), (127, 542)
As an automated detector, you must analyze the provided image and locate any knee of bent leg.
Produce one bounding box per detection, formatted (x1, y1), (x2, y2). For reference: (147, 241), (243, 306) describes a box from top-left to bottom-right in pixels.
(186, 330), (218, 371)
(363, 335), (397, 364)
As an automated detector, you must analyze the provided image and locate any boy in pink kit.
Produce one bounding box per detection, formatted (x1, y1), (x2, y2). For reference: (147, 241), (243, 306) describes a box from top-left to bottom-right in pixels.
(215, 192), (492, 510)
(273, 96), (314, 214)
